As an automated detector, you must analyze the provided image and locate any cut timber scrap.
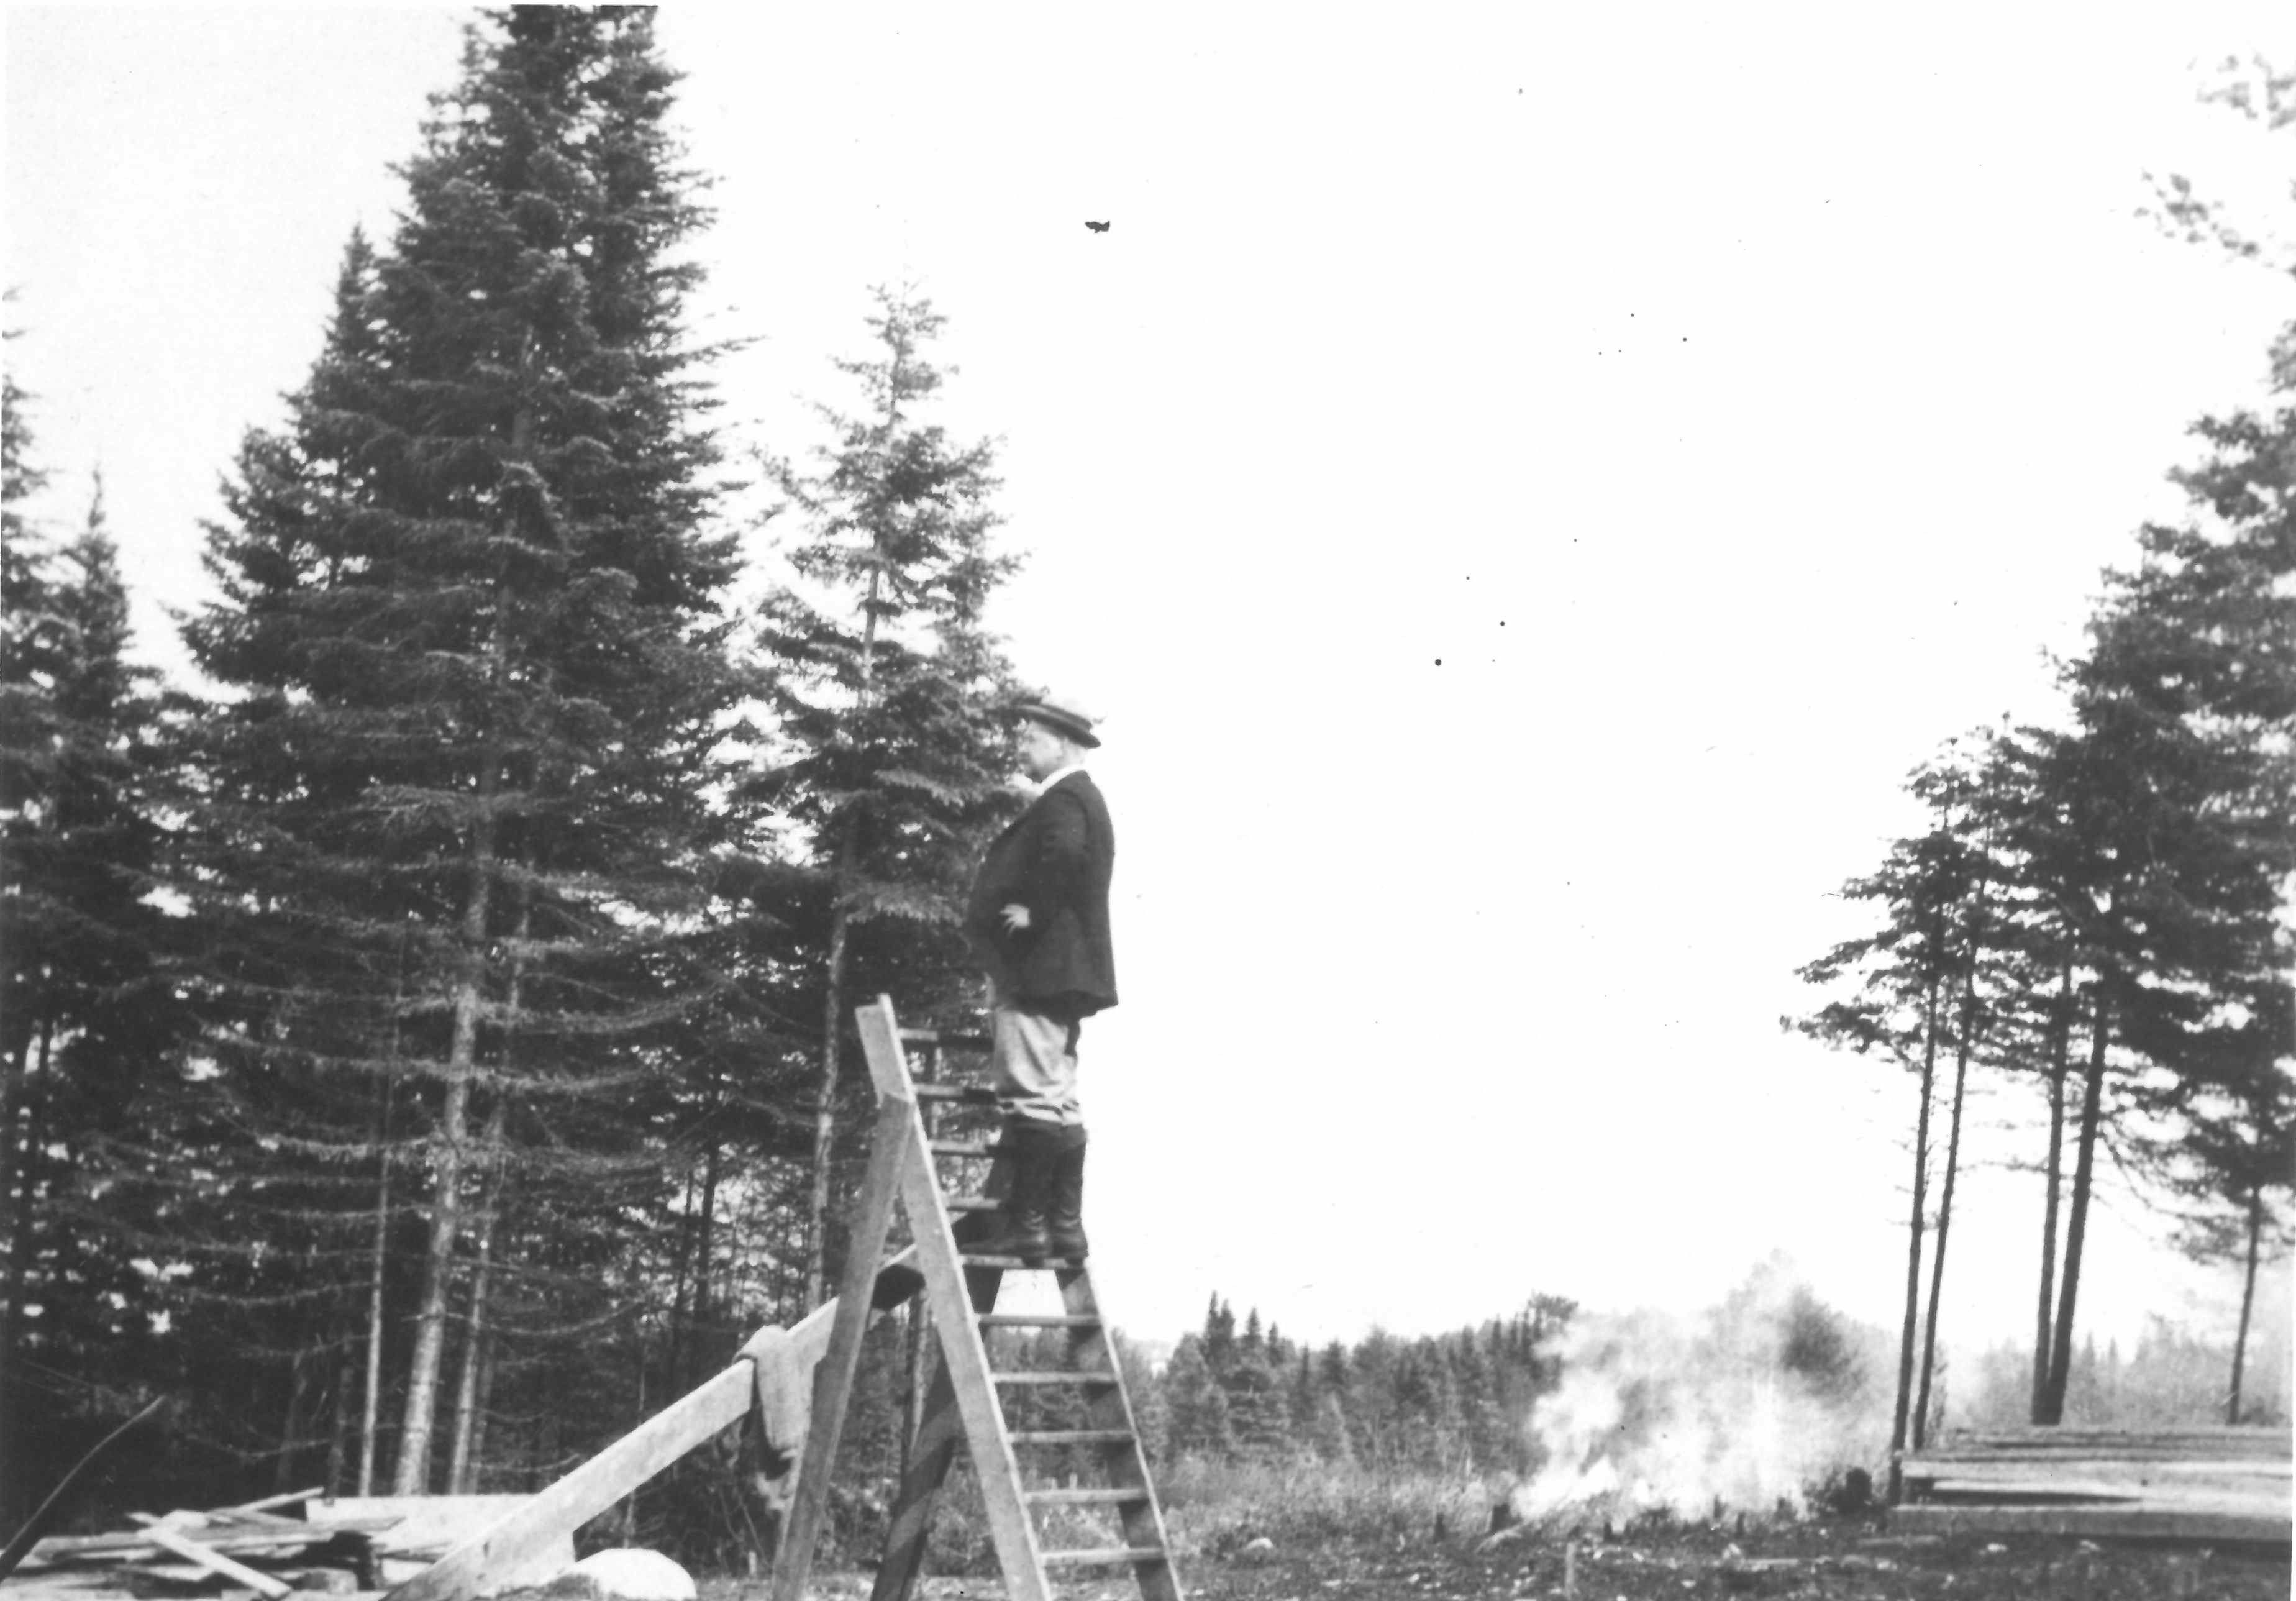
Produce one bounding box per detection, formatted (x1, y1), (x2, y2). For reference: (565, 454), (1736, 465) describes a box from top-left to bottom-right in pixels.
(1891, 1502), (2290, 1543)
(386, 1249), (915, 1601)
(135, 1523), (295, 1598)
(27, 1517), (402, 1566)
(1897, 1425), (2290, 1546)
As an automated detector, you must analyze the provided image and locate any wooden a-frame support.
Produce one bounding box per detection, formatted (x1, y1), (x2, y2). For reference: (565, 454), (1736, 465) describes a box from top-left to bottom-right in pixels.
(390, 995), (1176, 1601)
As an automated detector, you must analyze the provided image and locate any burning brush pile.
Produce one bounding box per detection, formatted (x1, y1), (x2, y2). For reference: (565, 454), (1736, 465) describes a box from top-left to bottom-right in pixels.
(1512, 1259), (1888, 1528)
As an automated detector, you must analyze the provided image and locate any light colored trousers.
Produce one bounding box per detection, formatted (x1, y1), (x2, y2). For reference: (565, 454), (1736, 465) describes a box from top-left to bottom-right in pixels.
(990, 993), (1084, 1127)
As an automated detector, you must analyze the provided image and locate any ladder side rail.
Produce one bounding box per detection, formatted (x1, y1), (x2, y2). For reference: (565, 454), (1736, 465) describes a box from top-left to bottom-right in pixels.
(856, 999), (1054, 1601)
(770, 1095), (916, 1601)
(1059, 1269), (1185, 1601)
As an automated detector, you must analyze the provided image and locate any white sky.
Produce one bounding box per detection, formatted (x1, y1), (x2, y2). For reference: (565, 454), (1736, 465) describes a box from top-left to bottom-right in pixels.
(5, 6), (2292, 1388)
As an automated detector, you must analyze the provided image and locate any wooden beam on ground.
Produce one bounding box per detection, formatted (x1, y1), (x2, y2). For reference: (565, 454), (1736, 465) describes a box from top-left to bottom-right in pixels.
(136, 1525), (296, 1597)
(1902, 1457), (2290, 1489)
(388, 1246), (918, 1601)
(1890, 1502), (2292, 1544)
(1922, 1428), (2291, 1459)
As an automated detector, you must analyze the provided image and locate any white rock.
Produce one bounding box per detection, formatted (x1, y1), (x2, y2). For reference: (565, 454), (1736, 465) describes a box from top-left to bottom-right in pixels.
(570, 1549), (696, 1601)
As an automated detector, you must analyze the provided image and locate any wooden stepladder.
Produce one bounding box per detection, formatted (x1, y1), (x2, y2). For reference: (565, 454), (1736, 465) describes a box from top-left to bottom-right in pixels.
(772, 996), (1182, 1601)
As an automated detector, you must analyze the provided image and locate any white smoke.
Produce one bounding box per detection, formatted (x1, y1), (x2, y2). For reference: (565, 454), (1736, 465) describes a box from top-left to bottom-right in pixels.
(1516, 1257), (1885, 1521)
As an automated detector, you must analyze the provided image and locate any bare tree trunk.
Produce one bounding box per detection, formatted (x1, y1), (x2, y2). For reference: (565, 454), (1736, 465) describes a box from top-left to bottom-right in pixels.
(668, 1164), (697, 1394)
(449, 883), (526, 1494)
(360, 1075), (396, 1494)
(805, 558), (883, 1312)
(328, 1339), (352, 1498)
(1915, 866), (1991, 1449)
(2228, 1188), (2262, 1426)
(1888, 970), (1944, 1502)
(468, 1331), (498, 1487)
(0, 1015), (43, 1525)
(1913, 1023), (1972, 1449)
(2041, 987), (2110, 1425)
(392, 746), (499, 1494)
(2030, 961), (2072, 1423)
(695, 1133), (722, 1364)
(276, 1346), (315, 1494)
(448, 1098), (507, 1494)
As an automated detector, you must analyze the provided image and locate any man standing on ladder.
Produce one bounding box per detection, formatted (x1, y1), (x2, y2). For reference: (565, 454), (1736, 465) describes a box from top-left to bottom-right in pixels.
(964, 691), (1117, 1264)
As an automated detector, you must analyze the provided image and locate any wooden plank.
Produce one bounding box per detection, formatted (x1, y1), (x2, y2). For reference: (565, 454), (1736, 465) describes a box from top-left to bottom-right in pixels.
(221, 1489), (324, 1517)
(1923, 1428), (2290, 1459)
(1909, 1448), (2294, 1468)
(1902, 1457), (2289, 1487)
(31, 1520), (401, 1564)
(137, 1525), (296, 1598)
(1914, 1479), (2285, 1507)
(388, 1246), (918, 1601)
(771, 1096), (914, 1601)
(1890, 1502), (2291, 1543)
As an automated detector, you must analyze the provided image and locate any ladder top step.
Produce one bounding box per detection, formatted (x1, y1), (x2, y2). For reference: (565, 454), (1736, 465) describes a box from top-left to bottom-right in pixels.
(1026, 1487), (1149, 1506)
(1008, 1429), (1135, 1446)
(980, 1313), (1100, 1328)
(960, 1251), (1086, 1267)
(1041, 1546), (1170, 1569)
(993, 1371), (1119, 1385)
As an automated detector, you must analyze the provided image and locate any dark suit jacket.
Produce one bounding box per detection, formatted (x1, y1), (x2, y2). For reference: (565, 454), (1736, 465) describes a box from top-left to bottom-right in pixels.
(965, 770), (1117, 1015)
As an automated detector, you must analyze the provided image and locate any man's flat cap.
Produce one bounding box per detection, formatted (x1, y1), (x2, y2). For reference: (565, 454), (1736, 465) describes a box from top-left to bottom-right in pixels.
(1014, 692), (1100, 748)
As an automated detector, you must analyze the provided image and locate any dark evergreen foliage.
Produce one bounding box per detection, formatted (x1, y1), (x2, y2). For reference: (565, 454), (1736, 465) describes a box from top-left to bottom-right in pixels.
(746, 286), (1025, 1308)
(1, 350), (180, 1525)
(149, 5), (762, 1498)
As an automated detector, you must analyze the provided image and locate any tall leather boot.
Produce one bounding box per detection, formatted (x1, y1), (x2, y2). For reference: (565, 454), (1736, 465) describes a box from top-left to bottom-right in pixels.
(970, 1120), (1054, 1264)
(1046, 1124), (1089, 1262)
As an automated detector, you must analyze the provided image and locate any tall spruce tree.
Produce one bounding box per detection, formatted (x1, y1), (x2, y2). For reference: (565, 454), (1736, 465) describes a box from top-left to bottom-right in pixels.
(752, 287), (1024, 1309)
(169, 7), (758, 1495)
(1, 352), (178, 1524)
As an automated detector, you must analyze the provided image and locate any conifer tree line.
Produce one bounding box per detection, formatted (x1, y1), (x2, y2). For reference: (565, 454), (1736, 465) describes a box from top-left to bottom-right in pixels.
(1788, 67), (2295, 1465)
(1147, 1295), (1583, 1478)
(1, 7), (1023, 1531)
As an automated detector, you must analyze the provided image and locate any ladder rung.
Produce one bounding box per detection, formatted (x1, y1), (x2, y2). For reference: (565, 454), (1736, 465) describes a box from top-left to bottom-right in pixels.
(980, 1313), (1100, 1328)
(931, 1139), (998, 1157)
(898, 1028), (991, 1051)
(945, 1195), (1001, 1212)
(1007, 1430), (1134, 1446)
(913, 1083), (999, 1104)
(1041, 1546), (1169, 1569)
(960, 1252), (1084, 1267)
(993, 1371), (1118, 1386)
(1025, 1488), (1148, 1507)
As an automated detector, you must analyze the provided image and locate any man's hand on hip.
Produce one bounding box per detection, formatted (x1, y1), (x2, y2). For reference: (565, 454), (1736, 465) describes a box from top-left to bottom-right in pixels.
(1000, 903), (1031, 933)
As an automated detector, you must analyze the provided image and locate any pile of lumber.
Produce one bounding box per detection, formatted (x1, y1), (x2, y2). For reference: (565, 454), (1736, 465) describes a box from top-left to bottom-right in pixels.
(13, 1490), (403, 1596)
(1896, 1426), (2292, 1544)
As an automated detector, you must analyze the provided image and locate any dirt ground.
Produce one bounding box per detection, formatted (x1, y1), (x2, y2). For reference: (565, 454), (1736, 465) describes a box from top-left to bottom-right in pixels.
(725, 1519), (2292, 1600)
